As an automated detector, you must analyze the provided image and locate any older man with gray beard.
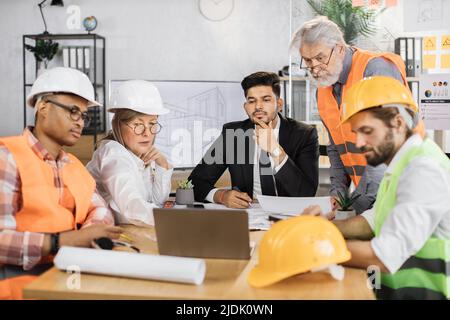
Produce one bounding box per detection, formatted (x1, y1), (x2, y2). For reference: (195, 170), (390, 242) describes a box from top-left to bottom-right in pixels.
(289, 16), (410, 214)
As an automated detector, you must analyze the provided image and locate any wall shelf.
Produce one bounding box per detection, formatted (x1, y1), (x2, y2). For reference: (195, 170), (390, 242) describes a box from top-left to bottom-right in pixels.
(22, 33), (106, 144)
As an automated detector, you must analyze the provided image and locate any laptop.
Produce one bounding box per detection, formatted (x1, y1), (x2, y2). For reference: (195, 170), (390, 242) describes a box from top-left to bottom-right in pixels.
(153, 208), (252, 260)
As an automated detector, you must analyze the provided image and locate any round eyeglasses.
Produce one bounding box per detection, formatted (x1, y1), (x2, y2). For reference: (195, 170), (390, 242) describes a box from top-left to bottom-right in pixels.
(300, 46), (335, 71)
(125, 122), (162, 135)
(44, 98), (91, 126)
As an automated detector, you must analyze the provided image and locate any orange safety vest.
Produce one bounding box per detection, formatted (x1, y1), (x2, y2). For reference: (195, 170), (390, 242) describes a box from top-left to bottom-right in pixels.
(0, 136), (95, 299)
(317, 47), (408, 187)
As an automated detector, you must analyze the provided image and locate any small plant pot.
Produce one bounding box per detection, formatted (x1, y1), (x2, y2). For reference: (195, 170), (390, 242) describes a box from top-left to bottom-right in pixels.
(335, 209), (356, 220)
(175, 188), (194, 205)
(37, 61), (48, 77)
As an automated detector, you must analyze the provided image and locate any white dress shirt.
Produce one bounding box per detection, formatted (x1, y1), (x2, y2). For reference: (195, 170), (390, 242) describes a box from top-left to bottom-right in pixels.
(86, 140), (173, 225)
(361, 134), (450, 273)
(205, 115), (288, 202)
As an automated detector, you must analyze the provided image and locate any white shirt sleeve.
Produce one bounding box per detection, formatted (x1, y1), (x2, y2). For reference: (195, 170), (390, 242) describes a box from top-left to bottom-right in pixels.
(370, 157), (450, 273)
(151, 164), (173, 205)
(205, 188), (219, 203)
(361, 208), (376, 232)
(273, 154), (289, 173)
(98, 144), (163, 225)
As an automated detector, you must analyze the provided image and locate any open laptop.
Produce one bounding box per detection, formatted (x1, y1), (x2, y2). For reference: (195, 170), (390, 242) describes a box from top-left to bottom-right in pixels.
(153, 208), (252, 260)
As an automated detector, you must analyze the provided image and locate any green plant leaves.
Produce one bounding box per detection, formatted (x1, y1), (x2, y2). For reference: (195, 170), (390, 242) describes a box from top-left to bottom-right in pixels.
(25, 39), (59, 64)
(177, 179), (194, 190)
(306, 0), (381, 45)
(335, 189), (361, 211)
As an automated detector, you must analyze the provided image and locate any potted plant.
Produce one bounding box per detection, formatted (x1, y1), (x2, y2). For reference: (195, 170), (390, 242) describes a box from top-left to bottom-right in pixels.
(334, 190), (361, 220)
(175, 179), (195, 205)
(306, 0), (383, 45)
(25, 39), (59, 73)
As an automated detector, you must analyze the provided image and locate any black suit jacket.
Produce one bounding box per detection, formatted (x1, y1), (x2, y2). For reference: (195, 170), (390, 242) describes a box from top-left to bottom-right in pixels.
(189, 114), (319, 201)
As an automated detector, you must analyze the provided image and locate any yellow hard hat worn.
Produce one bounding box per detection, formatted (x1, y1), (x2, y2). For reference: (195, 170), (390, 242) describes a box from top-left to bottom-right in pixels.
(340, 76), (418, 125)
(248, 215), (351, 288)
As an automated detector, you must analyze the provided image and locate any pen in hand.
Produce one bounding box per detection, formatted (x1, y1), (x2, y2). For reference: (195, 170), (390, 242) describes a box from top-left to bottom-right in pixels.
(232, 186), (252, 207)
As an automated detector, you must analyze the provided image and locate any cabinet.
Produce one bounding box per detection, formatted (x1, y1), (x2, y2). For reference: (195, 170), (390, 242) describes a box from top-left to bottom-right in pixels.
(22, 33), (106, 144)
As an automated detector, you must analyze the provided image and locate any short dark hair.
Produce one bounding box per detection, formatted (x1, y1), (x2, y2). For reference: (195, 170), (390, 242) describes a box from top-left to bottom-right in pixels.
(241, 72), (281, 98)
(366, 106), (414, 138)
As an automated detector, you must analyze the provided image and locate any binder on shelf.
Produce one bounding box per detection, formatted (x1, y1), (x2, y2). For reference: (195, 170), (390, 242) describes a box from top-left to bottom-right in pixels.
(77, 47), (84, 71)
(84, 47), (90, 73)
(62, 48), (69, 68)
(395, 37), (421, 77)
(395, 38), (406, 61)
(406, 38), (414, 77)
(408, 81), (419, 106)
(414, 37), (422, 77)
(69, 47), (77, 69)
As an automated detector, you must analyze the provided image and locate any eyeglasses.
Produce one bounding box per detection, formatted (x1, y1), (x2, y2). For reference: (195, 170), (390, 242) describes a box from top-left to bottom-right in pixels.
(44, 98), (91, 126)
(300, 46), (335, 71)
(125, 121), (162, 135)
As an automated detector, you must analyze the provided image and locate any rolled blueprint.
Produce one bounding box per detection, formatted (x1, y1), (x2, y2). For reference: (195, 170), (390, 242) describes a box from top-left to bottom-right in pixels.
(54, 246), (206, 285)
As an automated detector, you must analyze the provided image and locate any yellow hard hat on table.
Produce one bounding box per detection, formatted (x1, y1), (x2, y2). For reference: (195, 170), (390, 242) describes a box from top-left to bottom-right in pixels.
(340, 76), (418, 125)
(247, 215), (351, 288)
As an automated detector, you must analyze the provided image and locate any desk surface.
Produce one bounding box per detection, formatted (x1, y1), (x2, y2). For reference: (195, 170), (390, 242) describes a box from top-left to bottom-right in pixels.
(24, 225), (375, 300)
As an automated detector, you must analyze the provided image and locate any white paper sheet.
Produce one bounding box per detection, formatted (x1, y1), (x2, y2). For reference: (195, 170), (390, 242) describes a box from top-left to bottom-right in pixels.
(54, 246), (206, 285)
(257, 195), (331, 216)
(202, 203), (271, 230)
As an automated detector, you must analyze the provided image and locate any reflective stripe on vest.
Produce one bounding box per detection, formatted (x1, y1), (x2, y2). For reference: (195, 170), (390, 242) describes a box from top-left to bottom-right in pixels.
(317, 47), (408, 187)
(374, 139), (450, 300)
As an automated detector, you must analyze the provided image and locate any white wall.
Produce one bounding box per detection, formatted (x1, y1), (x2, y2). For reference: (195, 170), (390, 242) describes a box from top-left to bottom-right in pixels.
(2, 0), (449, 151)
(0, 0), (316, 136)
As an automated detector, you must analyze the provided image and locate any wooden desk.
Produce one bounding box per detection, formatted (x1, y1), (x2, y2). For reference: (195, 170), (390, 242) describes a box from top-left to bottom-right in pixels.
(24, 225), (375, 300)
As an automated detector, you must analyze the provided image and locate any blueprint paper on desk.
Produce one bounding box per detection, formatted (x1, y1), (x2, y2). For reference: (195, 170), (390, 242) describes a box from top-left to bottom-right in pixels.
(257, 195), (331, 216)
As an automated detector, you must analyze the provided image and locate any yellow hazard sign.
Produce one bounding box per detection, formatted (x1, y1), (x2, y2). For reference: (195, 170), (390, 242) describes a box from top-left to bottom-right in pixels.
(423, 37), (436, 51)
(442, 35), (450, 50)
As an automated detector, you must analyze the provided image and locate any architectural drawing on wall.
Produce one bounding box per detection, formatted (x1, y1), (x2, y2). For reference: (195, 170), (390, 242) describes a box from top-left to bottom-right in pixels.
(417, 0), (442, 24)
(109, 80), (246, 168)
(404, 0), (448, 32)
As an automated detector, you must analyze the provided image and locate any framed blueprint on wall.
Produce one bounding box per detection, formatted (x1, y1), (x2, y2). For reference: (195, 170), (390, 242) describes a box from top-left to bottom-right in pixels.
(109, 80), (247, 169)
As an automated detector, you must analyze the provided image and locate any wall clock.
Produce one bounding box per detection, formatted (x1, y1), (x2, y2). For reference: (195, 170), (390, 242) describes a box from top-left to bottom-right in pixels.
(199, 0), (234, 21)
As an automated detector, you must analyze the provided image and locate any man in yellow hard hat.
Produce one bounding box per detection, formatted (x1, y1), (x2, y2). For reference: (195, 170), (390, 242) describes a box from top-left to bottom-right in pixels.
(0, 67), (122, 299)
(305, 76), (450, 299)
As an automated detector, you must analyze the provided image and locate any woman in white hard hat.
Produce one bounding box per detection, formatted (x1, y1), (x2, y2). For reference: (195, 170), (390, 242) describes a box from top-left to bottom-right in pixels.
(87, 80), (172, 225)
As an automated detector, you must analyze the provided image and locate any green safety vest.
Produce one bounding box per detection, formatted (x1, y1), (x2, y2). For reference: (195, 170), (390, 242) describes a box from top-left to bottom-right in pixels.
(374, 138), (450, 300)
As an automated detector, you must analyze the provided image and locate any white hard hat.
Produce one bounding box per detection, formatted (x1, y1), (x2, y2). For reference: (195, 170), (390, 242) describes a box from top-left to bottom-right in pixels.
(108, 80), (169, 115)
(27, 67), (100, 107)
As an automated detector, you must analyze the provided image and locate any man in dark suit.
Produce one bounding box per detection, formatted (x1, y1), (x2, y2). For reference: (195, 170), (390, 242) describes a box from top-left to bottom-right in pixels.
(189, 72), (319, 209)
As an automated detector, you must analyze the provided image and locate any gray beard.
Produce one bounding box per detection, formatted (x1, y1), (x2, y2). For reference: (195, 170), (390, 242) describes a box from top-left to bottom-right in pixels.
(309, 71), (341, 88)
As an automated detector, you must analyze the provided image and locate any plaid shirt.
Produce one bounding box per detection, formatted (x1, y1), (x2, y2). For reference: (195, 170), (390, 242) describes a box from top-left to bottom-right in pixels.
(0, 127), (114, 270)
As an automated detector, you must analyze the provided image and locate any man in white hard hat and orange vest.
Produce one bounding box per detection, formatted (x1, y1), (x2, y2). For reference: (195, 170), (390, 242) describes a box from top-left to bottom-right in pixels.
(289, 16), (422, 214)
(0, 67), (122, 300)
(305, 76), (450, 299)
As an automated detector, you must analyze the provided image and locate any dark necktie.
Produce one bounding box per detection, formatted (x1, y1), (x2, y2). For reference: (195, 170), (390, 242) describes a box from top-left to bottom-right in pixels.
(259, 148), (276, 196)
